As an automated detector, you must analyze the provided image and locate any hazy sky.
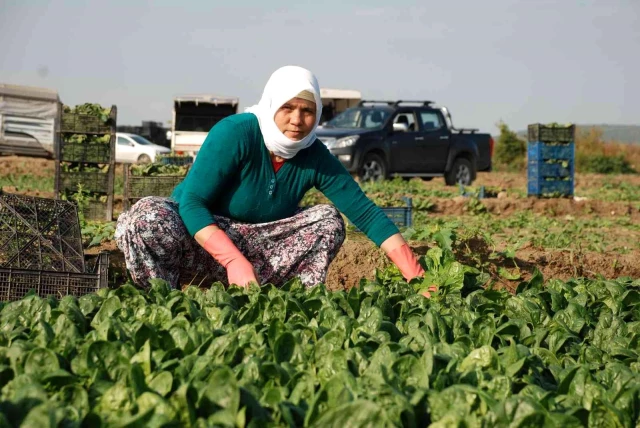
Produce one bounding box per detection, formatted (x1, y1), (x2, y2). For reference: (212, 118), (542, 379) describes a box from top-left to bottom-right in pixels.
(1, 0), (638, 133)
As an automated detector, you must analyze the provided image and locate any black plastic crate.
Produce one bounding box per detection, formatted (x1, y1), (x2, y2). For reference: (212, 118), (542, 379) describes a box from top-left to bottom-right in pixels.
(0, 252), (109, 302)
(61, 106), (117, 135)
(123, 166), (187, 210)
(527, 124), (575, 143)
(77, 199), (110, 222)
(60, 170), (111, 194)
(127, 175), (184, 198)
(0, 191), (85, 273)
(60, 140), (113, 163)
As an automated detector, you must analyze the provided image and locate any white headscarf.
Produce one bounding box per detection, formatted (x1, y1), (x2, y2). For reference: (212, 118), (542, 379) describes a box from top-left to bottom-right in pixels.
(245, 66), (323, 159)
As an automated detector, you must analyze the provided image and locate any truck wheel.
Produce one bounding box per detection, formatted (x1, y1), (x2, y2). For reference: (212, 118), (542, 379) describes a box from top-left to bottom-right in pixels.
(445, 158), (475, 186)
(359, 153), (387, 182)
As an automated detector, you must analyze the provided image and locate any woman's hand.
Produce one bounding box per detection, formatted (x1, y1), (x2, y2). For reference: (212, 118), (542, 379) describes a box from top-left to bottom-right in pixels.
(199, 227), (260, 288)
(381, 234), (425, 280)
(381, 233), (440, 298)
(226, 258), (260, 288)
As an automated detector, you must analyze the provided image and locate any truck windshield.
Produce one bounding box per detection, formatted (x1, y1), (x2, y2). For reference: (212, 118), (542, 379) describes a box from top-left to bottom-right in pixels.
(174, 101), (237, 132)
(175, 116), (219, 132)
(324, 108), (390, 129)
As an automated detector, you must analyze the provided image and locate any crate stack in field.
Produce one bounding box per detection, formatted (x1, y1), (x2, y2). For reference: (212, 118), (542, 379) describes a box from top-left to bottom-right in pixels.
(55, 104), (117, 221)
(0, 191), (109, 301)
(527, 124), (575, 198)
(123, 154), (192, 210)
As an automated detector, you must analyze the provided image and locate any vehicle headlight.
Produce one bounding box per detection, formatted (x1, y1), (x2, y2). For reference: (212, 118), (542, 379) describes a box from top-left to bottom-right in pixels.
(319, 137), (336, 149)
(334, 135), (359, 148)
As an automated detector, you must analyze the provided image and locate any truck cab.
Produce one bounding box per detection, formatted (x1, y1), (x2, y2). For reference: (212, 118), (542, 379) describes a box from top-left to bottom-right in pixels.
(171, 95), (239, 157)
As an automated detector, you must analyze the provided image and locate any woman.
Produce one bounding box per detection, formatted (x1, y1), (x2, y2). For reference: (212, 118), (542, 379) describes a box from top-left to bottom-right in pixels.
(115, 66), (433, 295)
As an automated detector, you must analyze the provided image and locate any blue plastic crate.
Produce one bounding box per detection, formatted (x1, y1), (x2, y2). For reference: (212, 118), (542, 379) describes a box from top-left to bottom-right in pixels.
(158, 155), (194, 166)
(528, 141), (575, 162)
(459, 184), (487, 199)
(349, 197), (412, 231)
(528, 160), (573, 178)
(528, 178), (574, 197)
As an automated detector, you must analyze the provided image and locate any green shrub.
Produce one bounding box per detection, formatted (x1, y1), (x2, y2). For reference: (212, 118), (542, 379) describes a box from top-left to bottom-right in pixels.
(580, 154), (636, 174)
(494, 122), (526, 171)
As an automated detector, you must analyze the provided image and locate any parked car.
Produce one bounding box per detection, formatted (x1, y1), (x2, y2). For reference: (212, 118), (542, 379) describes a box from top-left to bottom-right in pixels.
(315, 100), (493, 185)
(116, 132), (171, 163)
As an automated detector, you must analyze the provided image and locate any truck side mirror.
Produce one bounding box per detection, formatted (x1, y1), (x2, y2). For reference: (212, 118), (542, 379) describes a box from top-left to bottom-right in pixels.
(393, 123), (409, 133)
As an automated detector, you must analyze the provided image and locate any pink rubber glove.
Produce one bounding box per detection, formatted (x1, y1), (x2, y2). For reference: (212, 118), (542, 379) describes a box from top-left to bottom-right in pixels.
(203, 229), (259, 287)
(387, 243), (425, 280)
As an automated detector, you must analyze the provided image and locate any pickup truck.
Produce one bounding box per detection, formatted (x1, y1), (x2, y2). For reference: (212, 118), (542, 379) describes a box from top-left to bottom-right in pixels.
(315, 100), (493, 185)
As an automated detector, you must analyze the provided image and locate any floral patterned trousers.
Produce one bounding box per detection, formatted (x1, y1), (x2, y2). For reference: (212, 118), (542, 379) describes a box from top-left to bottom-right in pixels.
(115, 197), (346, 290)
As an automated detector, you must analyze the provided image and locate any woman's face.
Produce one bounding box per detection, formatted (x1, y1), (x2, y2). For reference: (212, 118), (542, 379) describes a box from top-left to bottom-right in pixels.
(274, 97), (317, 140)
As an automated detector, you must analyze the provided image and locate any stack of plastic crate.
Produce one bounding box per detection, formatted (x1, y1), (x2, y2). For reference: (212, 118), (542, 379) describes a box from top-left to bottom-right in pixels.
(0, 191), (109, 301)
(55, 105), (117, 221)
(527, 124), (575, 198)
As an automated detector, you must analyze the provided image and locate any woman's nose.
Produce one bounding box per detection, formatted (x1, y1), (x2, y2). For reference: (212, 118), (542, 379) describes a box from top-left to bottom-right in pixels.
(289, 110), (302, 124)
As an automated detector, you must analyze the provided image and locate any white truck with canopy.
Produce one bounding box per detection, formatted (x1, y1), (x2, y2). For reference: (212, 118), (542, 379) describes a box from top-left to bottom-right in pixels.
(170, 94), (239, 156)
(0, 83), (61, 157)
(319, 88), (362, 124)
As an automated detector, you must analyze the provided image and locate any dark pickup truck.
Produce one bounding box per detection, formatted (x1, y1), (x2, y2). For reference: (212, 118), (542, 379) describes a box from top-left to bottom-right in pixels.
(315, 100), (493, 185)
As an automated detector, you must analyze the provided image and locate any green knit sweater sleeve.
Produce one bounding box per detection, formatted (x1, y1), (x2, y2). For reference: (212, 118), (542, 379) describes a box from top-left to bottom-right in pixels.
(311, 143), (399, 246)
(177, 117), (248, 236)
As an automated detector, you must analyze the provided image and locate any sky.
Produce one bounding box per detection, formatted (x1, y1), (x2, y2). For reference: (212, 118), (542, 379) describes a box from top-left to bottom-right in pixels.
(1, 0), (638, 134)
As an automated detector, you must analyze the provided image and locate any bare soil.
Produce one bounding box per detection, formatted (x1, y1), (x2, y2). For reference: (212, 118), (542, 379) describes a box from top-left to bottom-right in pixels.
(432, 196), (640, 220)
(327, 237), (640, 293)
(86, 235), (640, 293)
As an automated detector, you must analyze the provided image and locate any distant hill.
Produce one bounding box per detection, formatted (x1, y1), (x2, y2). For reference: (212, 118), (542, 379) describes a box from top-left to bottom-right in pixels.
(515, 124), (640, 144)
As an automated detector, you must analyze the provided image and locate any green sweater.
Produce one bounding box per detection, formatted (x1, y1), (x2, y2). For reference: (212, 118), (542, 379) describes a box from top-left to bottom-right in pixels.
(171, 113), (399, 246)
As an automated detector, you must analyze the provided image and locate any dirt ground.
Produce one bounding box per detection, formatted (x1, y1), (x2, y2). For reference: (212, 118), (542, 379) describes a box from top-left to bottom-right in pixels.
(431, 196), (640, 220)
(87, 234), (640, 293)
(4, 155), (640, 291)
(325, 236), (640, 292)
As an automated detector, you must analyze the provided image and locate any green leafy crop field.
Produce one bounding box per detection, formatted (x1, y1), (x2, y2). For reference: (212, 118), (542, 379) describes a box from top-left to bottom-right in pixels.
(1, 156), (640, 426)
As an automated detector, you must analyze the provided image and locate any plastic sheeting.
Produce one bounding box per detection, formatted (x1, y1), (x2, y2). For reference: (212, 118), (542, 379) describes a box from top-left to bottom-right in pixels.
(0, 98), (59, 119)
(0, 84), (60, 154)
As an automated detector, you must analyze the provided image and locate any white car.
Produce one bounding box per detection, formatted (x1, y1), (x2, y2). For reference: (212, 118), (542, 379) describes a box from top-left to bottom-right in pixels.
(115, 132), (171, 164)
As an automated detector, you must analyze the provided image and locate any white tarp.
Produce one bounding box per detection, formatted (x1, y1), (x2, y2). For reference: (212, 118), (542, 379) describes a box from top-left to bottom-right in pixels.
(0, 98), (59, 118)
(0, 83), (60, 119)
(0, 84), (61, 154)
(320, 88), (362, 101)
